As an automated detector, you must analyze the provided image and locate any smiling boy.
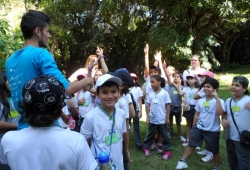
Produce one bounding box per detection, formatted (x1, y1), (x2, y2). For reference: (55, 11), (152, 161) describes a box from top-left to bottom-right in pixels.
(80, 74), (129, 170)
(221, 76), (250, 170)
(176, 78), (225, 170)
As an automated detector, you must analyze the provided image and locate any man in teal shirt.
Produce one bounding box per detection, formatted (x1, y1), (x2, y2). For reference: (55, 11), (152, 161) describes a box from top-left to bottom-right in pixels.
(5, 10), (93, 129)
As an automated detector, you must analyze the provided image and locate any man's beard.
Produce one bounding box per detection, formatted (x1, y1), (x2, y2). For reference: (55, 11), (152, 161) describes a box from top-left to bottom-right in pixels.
(38, 36), (47, 48)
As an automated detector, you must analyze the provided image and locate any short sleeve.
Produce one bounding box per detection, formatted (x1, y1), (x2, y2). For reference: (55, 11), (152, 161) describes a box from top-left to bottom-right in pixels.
(195, 100), (201, 113)
(197, 88), (205, 98)
(38, 50), (70, 89)
(77, 136), (98, 170)
(72, 97), (78, 108)
(80, 116), (93, 139)
(164, 92), (171, 104)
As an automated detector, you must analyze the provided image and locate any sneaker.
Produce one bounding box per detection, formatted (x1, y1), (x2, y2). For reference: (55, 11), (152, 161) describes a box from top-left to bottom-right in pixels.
(175, 160), (188, 169)
(182, 140), (188, 147)
(156, 143), (163, 153)
(179, 136), (186, 142)
(144, 148), (150, 157)
(196, 146), (201, 150)
(197, 150), (208, 156)
(201, 154), (213, 162)
(150, 143), (156, 150)
(162, 151), (172, 161)
(213, 168), (220, 170)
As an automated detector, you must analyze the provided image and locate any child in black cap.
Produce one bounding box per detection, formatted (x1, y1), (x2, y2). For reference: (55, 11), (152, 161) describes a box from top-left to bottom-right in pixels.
(221, 76), (250, 170)
(1, 75), (97, 170)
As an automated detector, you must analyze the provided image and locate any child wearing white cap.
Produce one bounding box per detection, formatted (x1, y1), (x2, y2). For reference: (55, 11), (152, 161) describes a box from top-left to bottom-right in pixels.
(81, 74), (130, 170)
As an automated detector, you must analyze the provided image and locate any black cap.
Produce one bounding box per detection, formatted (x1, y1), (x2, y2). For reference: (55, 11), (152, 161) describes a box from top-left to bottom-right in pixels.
(22, 75), (66, 114)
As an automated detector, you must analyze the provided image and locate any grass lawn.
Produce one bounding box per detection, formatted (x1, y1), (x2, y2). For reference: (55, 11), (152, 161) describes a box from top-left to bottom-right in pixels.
(128, 65), (250, 170)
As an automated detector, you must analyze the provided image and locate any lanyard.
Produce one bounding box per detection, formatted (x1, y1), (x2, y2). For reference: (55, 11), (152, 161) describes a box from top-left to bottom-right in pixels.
(93, 105), (116, 159)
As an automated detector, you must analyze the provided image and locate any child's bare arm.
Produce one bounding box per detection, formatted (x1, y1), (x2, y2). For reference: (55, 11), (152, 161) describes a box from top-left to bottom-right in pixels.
(144, 44), (149, 78)
(212, 90), (224, 116)
(165, 103), (170, 125)
(123, 121), (131, 163)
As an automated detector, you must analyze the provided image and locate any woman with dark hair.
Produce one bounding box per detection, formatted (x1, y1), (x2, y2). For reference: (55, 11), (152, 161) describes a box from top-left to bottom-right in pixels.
(0, 70), (20, 168)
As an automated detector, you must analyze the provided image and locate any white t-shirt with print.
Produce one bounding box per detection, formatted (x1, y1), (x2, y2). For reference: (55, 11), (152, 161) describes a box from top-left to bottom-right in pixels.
(195, 97), (225, 132)
(77, 90), (94, 118)
(115, 96), (129, 118)
(182, 87), (198, 105)
(145, 76), (153, 102)
(0, 100), (20, 164)
(225, 95), (250, 141)
(197, 87), (205, 98)
(130, 87), (143, 111)
(81, 106), (127, 170)
(2, 126), (98, 170)
(146, 89), (171, 124)
(183, 68), (206, 84)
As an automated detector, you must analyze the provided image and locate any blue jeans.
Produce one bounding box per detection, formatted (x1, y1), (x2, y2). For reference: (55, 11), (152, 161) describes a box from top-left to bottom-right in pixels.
(226, 139), (250, 170)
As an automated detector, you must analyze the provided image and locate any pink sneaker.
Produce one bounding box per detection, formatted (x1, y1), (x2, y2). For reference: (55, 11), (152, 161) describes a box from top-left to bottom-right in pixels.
(162, 151), (172, 160)
(144, 148), (150, 157)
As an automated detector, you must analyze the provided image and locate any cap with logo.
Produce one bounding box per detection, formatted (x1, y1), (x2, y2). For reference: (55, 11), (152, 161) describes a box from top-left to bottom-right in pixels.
(22, 75), (67, 114)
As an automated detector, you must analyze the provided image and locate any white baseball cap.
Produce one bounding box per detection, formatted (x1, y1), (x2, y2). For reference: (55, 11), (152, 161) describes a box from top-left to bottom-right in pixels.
(95, 74), (122, 90)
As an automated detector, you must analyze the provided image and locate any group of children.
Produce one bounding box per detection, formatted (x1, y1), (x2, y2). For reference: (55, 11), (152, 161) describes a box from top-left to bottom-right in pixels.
(1, 42), (250, 170)
(141, 45), (250, 170)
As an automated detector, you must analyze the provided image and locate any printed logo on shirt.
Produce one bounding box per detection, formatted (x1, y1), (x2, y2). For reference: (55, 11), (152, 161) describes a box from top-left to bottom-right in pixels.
(197, 119), (205, 130)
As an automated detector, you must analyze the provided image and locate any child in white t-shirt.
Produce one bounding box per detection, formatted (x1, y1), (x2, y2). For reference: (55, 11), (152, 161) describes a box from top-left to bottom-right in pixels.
(176, 74), (199, 147)
(176, 78), (224, 170)
(143, 75), (172, 161)
(129, 73), (143, 150)
(221, 76), (250, 170)
(81, 74), (130, 169)
(76, 74), (94, 119)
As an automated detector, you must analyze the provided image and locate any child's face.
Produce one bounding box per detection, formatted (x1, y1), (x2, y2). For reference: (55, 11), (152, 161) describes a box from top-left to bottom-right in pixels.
(173, 74), (181, 83)
(150, 69), (159, 77)
(94, 71), (103, 82)
(150, 78), (161, 90)
(97, 85), (119, 108)
(230, 81), (247, 97)
(187, 77), (197, 86)
(200, 75), (206, 83)
(203, 83), (215, 96)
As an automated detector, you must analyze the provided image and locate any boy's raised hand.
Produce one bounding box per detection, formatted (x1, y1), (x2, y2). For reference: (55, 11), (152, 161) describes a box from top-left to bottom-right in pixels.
(154, 51), (162, 61)
(144, 44), (149, 55)
(212, 89), (219, 100)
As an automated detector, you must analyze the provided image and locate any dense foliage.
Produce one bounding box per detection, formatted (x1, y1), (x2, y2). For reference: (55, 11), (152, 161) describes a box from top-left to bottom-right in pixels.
(1, 0), (250, 77)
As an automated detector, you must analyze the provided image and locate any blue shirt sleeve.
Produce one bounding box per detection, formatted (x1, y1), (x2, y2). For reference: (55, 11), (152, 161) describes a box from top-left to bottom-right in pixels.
(37, 49), (70, 89)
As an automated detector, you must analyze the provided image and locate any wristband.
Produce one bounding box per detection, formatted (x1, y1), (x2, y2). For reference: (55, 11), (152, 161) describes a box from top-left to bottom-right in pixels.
(99, 55), (105, 59)
(88, 65), (93, 70)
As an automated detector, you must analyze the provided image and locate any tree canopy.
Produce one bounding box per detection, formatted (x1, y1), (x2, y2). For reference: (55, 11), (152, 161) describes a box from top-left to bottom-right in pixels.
(1, 0), (250, 76)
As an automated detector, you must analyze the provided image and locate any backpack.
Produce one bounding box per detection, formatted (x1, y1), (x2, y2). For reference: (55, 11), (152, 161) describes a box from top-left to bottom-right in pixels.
(130, 93), (137, 112)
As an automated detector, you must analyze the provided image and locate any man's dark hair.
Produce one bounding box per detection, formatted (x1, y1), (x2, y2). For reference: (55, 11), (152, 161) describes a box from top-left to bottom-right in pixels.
(21, 10), (51, 40)
(96, 81), (119, 94)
